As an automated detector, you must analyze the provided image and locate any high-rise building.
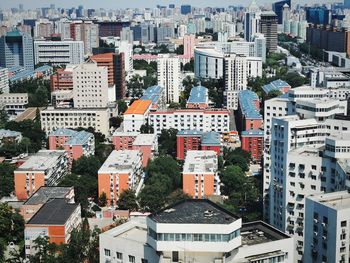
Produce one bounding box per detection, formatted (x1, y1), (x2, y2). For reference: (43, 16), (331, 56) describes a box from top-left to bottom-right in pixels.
(97, 21), (130, 37)
(0, 30), (34, 71)
(115, 41), (133, 73)
(73, 62), (109, 108)
(282, 4), (291, 29)
(244, 0), (261, 42)
(157, 54), (181, 103)
(260, 11), (278, 52)
(254, 33), (267, 63)
(183, 34), (195, 58)
(0, 67), (9, 94)
(180, 5), (191, 15)
(34, 19), (54, 38)
(70, 20), (99, 55)
(305, 7), (330, 26)
(272, 0), (291, 24)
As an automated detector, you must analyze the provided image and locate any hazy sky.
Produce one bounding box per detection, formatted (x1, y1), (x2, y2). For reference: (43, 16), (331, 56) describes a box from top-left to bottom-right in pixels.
(0, 0), (279, 9)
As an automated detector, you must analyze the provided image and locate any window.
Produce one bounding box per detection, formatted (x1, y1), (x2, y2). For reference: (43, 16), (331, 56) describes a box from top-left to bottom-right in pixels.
(128, 255), (135, 263)
(341, 221), (347, 227)
(141, 259), (148, 263)
(116, 252), (122, 260)
(104, 249), (111, 257)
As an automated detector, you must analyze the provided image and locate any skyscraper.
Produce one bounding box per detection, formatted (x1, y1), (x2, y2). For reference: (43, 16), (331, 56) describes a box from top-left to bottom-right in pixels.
(244, 0), (261, 42)
(260, 12), (278, 52)
(272, 0), (291, 24)
(305, 7), (330, 25)
(0, 30), (34, 71)
(181, 5), (192, 15)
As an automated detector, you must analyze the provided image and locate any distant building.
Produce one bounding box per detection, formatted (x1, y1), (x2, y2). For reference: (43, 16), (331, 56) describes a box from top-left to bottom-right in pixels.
(20, 186), (74, 222)
(0, 30), (34, 71)
(305, 7), (330, 26)
(272, 0), (291, 24)
(24, 198), (81, 257)
(260, 11), (278, 52)
(97, 21), (131, 37)
(183, 150), (220, 198)
(183, 34), (195, 58)
(14, 150), (69, 200)
(180, 5), (191, 15)
(50, 65), (76, 91)
(70, 20), (99, 55)
(98, 150), (143, 206)
(0, 93), (28, 118)
(0, 67), (9, 93)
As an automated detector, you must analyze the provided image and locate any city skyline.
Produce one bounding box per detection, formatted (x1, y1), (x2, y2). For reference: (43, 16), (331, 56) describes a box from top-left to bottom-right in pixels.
(0, 0), (342, 9)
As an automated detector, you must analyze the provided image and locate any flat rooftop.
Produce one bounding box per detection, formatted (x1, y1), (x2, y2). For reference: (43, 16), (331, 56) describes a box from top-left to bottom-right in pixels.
(149, 199), (238, 224)
(308, 191), (350, 210)
(241, 221), (291, 246)
(183, 150), (218, 174)
(124, 99), (152, 115)
(133, 133), (156, 146)
(27, 198), (79, 225)
(16, 150), (66, 171)
(98, 150), (141, 173)
(24, 186), (73, 205)
(187, 86), (208, 104)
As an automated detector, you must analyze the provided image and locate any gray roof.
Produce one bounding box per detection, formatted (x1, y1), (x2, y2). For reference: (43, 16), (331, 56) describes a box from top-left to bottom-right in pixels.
(149, 199), (237, 224)
(27, 198), (79, 225)
(24, 186), (73, 205)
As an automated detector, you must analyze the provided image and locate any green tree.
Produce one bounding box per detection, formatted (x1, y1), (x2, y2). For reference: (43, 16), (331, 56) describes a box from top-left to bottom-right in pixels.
(221, 165), (246, 196)
(183, 58), (194, 72)
(0, 109), (8, 129)
(140, 122), (154, 134)
(117, 100), (128, 114)
(158, 128), (178, 157)
(98, 192), (107, 207)
(0, 203), (24, 245)
(266, 90), (282, 100)
(175, 45), (184, 55)
(225, 155), (249, 172)
(0, 163), (16, 198)
(72, 156), (101, 178)
(109, 116), (123, 129)
(117, 189), (139, 211)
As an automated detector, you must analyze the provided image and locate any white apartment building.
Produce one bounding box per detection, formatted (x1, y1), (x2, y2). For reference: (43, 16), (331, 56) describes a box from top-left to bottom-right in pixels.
(123, 100), (152, 133)
(148, 109), (230, 134)
(115, 41), (133, 73)
(34, 40), (84, 66)
(305, 191), (350, 263)
(194, 46), (224, 79)
(224, 54), (262, 110)
(73, 62), (109, 108)
(0, 93), (28, 118)
(40, 107), (113, 136)
(157, 54), (181, 103)
(0, 67), (9, 93)
(100, 199), (295, 263)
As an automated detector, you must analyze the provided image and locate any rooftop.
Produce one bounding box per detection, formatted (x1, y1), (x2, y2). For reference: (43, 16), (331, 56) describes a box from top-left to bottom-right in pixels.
(149, 199), (237, 224)
(49, 128), (77, 137)
(262, 79), (290, 94)
(133, 133), (156, 146)
(16, 150), (66, 171)
(201, 132), (221, 145)
(0, 129), (22, 138)
(124, 100), (152, 115)
(65, 130), (93, 145)
(183, 150), (218, 174)
(308, 191), (350, 210)
(241, 129), (264, 137)
(24, 186), (73, 205)
(177, 129), (203, 136)
(187, 86), (208, 104)
(27, 198), (79, 225)
(98, 150), (141, 173)
(238, 90), (262, 120)
(141, 86), (163, 104)
(241, 221), (291, 246)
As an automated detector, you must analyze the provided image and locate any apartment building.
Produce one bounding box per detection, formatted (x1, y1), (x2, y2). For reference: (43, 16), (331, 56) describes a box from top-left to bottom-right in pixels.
(34, 40), (84, 66)
(112, 131), (139, 150)
(123, 100), (152, 132)
(48, 128), (95, 160)
(24, 198), (81, 257)
(132, 133), (158, 167)
(98, 150), (143, 206)
(14, 150), (69, 200)
(0, 67), (9, 93)
(262, 79), (291, 96)
(148, 109), (230, 134)
(241, 129), (264, 163)
(50, 65), (77, 91)
(157, 54), (181, 103)
(186, 86), (209, 109)
(224, 54), (262, 110)
(0, 93), (29, 118)
(176, 130), (221, 160)
(70, 20), (99, 55)
(183, 150), (220, 198)
(73, 62), (109, 108)
(305, 191), (350, 263)
(40, 107), (113, 136)
(34, 19), (54, 38)
(20, 186), (74, 222)
(100, 199), (295, 263)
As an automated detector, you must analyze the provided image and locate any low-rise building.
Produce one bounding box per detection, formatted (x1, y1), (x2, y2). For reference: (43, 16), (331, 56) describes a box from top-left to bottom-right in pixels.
(123, 100), (152, 132)
(132, 133), (158, 167)
(140, 85), (165, 110)
(0, 93), (28, 118)
(100, 199), (295, 263)
(186, 86), (209, 109)
(0, 129), (22, 145)
(20, 186), (74, 222)
(112, 131), (139, 150)
(183, 150), (220, 198)
(24, 198), (81, 257)
(14, 150), (69, 200)
(241, 129), (264, 163)
(237, 90), (262, 132)
(262, 79), (291, 96)
(98, 150), (143, 206)
(48, 128), (95, 160)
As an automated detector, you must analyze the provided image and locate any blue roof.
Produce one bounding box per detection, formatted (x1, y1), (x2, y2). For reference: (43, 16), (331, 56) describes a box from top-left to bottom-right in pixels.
(49, 128), (78, 137)
(201, 132), (221, 145)
(66, 131), (93, 145)
(8, 66), (24, 73)
(0, 129), (22, 138)
(238, 90), (262, 120)
(35, 65), (53, 73)
(241, 129), (264, 137)
(262, 79), (290, 94)
(177, 129), (203, 136)
(141, 85), (163, 104)
(187, 86), (208, 104)
(9, 69), (35, 82)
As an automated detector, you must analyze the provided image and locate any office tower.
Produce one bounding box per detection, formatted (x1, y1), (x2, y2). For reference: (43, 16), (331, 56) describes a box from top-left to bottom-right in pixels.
(73, 62), (109, 108)
(244, 0), (261, 42)
(272, 0), (291, 24)
(70, 21), (99, 55)
(282, 3), (291, 29)
(181, 5), (191, 15)
(260, 11), (278, 52)
(306, 7), (330, 25)
(183, 34), (195, 58)
(77, 5), (84, 17)
(87, 9), (95, 18)
(34, 19), (54, 38)
(157, 54), (181, 103)
(0, 68), (9, 94)
(0, 30), (34, 71)
(254, 33), (267, 63)
(34, 40), (84, 66)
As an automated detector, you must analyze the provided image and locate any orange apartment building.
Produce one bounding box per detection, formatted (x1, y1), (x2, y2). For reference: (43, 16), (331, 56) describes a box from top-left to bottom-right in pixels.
(182, 150), (220, 199)
(14, 150), (70, 200)
(98, 150), (143, 206)
(20, 186), (74, 222)
(112, 131), (140, 150)
(24, 198), (81, 257)
(50, 65), (76, 91)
